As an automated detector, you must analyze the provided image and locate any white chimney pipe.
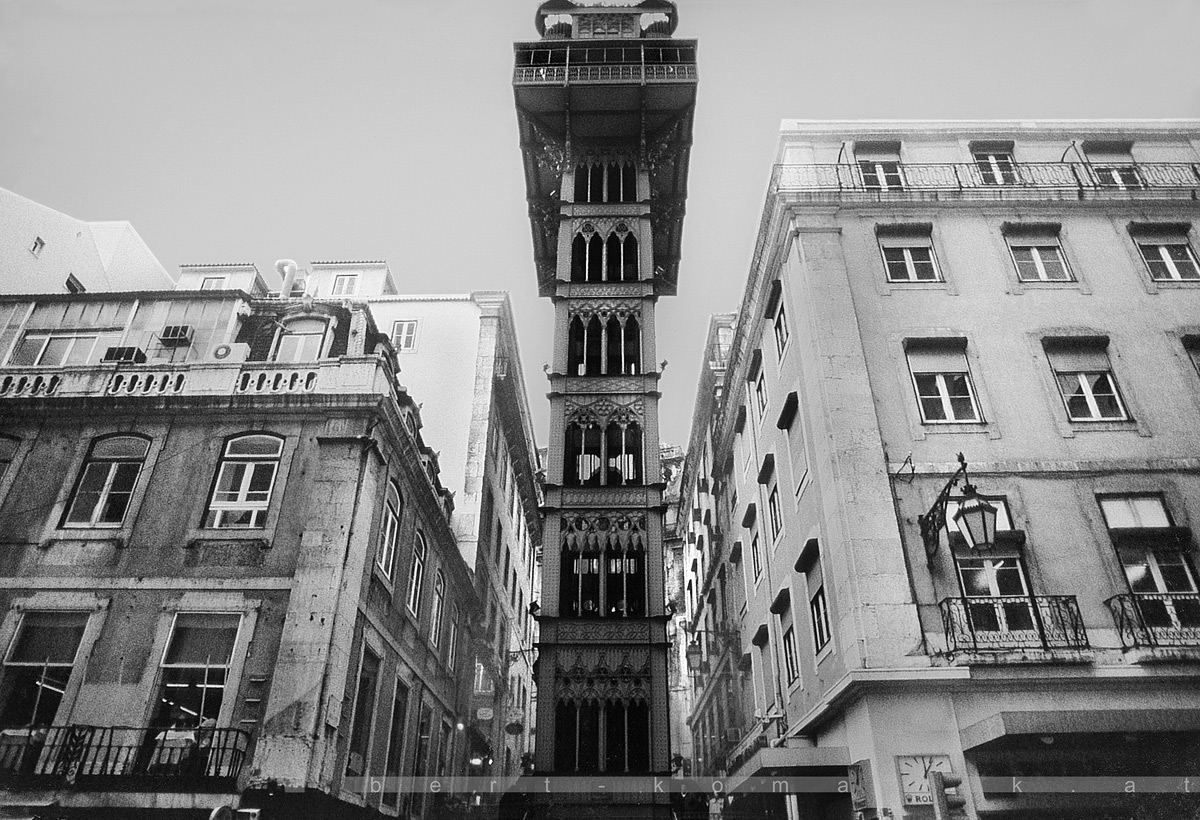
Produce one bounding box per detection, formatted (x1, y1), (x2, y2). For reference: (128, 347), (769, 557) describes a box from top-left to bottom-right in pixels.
(275, 259), (298, 298)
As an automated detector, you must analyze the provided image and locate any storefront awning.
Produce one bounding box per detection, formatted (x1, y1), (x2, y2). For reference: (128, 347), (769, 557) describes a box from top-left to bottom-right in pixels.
(961, 709), (1200, 751)
(725, 744), (850, 794)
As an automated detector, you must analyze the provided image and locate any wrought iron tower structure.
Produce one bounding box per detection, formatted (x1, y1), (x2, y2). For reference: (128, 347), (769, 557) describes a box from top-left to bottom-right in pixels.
(512, 0), (697, 808)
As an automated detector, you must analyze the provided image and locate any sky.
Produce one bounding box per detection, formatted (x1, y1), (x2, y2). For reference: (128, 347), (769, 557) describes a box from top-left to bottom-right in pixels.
(2, 0), (1199, 449)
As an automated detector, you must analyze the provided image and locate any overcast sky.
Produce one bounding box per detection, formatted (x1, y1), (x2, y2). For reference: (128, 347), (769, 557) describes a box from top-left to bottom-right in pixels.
(2, 0), (1198, 448)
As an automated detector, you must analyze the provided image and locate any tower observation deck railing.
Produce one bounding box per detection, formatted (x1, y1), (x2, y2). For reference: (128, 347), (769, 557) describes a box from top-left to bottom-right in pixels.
(513, 43), (697, 85)
(770, 161), (1200, 197)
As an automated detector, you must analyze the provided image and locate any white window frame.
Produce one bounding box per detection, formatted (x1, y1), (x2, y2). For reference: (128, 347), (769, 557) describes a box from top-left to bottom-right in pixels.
(392, 320), (419, 352)
(1055, 371), (1126, 421)
(773, 304), (789, 357)
(200, 277), (227, 291)
(907, 346), (981, 424)
(973, 151), (1017, 185)
(9, 331), (122, 367)
(62, 435), (150, 528)
(781, 624), (799, 684)
(155, 611), (243, 726)
(377, 484), (402, 579)
(767, 484), (783, 542)
(0, 610), (90, 726)
(204, 434), (283, 529)
(754, 371), (767, 417)
(750, 530), (762, 582)
(406, 531), (427, 616)
(332, 274), (359, 296)
(272, 318), (327, 363)
(1136, 240), (1200, 281)
(810, 586), (831, 654)
(430, 570), (446, 648)
(1008, 240), (1073, 282)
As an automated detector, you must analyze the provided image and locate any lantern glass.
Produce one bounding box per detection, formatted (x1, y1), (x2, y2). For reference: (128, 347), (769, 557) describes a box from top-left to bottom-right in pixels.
(953, 494), (997, 548)
(686, 641), (702, 672)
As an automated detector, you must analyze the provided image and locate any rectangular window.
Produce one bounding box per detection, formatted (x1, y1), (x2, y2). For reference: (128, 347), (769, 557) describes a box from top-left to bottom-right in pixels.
(856, 143), (903, 190)
(810, 587), (831, 653)
(65, 273), (85, 294)
(1004, 225), (1073, 282)
(382, 680), (410, 806)
(973, 149), (1017, 185)
(332, 274), (358, 296)
(773, 305), (789, 357)
(63, 436), (149, 527)
(956, 556), (1037, 635)
(200, 277), (226, 291)
(782, 626), (799, 684)
(1100, 495), (1200, 632)
(9, 331), (123, 367)
(30, 237), (45, 257)
(204, 435), (283, 529)
(1085, 143), (1142, 189)
(151, 612), (241, 727)
(345, 649), (381, 777)
(1044, 341), (1127, 421)
(767, 484), (783, 542)
(878, 226), (940, 282)
(1131, 226), (1200, 281)
(906, 343), (980, 423)
(446, 605), (461, 669)
(430, 571), (446, 648)
(750, 531), (762, 581)
(378, 485), (402, 579)
(392, 320), (419, 351)
(0, 611), (88, 726)
(406, 533), (427, 616)
(754, 371), (767, 417)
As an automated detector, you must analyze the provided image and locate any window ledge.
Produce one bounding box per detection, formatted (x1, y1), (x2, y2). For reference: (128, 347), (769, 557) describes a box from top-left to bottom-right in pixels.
(1016, 279), (1084, 290)
(1064, 420), (1139, 433)
(920, 422), (992, 435)
(40, 535), (124, 550)
(1148, 279), (1200, 288)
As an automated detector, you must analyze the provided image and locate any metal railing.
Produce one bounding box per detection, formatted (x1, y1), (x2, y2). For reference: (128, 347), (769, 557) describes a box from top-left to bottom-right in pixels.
(513, 63), (697, 85)
(0, 725), (250, 784)
(940, 595), (1089, 652)
(772, 161), (1200, 196)
(1105, 592), (1200, 649)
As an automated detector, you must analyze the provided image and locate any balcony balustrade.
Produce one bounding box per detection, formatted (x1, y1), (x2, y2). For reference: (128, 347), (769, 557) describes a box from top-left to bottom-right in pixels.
(1105, 592), (1200, 649)
(771, 161), (1200, 198)
(939, 595), (1088, 653)
(513, 63), (697, 85)
(0, 725), (250, 787)
(0, 356), (393, 402)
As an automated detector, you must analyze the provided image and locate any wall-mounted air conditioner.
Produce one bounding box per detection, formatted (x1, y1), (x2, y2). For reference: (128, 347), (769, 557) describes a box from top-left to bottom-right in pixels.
(160, 325), (194, 347)
(209, 342), (251, 363)
(102, 346), (147, 363)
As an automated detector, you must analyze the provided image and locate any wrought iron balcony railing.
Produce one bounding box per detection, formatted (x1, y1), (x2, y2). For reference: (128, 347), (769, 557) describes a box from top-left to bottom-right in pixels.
(1105, 592), (1200, 649)
(772, 161), (1200, 197)
(0, 725), (250, 786)
(513, 63), (697, 85)
(939, 595), (1089, 653)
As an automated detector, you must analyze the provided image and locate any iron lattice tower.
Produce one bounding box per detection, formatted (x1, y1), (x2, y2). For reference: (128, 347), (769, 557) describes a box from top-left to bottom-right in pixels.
(513, 1), (697, 812)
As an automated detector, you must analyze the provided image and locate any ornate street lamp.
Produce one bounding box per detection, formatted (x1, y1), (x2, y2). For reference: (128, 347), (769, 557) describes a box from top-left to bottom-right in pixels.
(918, 453), (997, 557)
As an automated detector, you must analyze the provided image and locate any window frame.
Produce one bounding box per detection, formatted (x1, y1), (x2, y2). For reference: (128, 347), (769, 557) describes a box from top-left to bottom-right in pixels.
(9, 331), (123, 367)
(782, 624), (799, 685)
(430, 570), (446, 648)
(392, 320), (419, 352)
(877, 227), (942, 284)
(331, 274), (359, 296)
(406, 530), (428, 617)
(906, 345), (982, 424)
(152, 611), (243, 728)
(202, 433), (284, 529)
(810, 586), (831, 654)
(1004, 227), (1075, 283)
(377, 483), (403, 580)
(973, 150), (1017, 185)
(767, 484), (783, 543)
(61, 434), (151, 529)
(1136, 238), (1200, 282)
(0, 610), (90, 727)
(272, 318), (328, 363)
(200, 276), (227, 291)
(773, 304), (789, 357)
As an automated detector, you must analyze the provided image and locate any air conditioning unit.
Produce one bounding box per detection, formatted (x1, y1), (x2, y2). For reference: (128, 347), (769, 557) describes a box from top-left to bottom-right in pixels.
(210, 342), (251, 363)
(160, 324), (194, 347)
(725, 727), (743, 743)
(102, 346), (147, 364)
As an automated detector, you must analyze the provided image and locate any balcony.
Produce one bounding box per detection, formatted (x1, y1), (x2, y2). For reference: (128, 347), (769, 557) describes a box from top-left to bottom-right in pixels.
(771, 161), (1200, 202)
(1106, 592), (1200, 649)
(939, 595), (1089, 653)
(0, 356), (394, 402)
(0, 725), (250, 789)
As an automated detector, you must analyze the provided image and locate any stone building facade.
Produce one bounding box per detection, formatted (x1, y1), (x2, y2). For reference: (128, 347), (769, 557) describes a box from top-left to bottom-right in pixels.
(677, 120), (1200, 819)
(0, 287), (480, 819)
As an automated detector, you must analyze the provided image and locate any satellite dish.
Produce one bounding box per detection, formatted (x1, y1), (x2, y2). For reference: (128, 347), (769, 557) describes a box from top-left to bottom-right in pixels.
(209, 808), (235, 820)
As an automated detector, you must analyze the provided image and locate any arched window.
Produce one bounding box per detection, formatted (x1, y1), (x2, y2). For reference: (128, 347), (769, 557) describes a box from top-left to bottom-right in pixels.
(622, 234), (639, 281)
(605, 422), (643, 486)
(62, 435), (150, 527)
(607, 162), (622, 204)
(605, 233), (622, 282)
(204, 434), (283, 528)
(584, 316), (602, 374)
(563, 422), (603, 486)
(567, 316), (586, 375)
(589, 164), (604, 203)
(621, 162), (637, 203)
(571, 235), (587, 282)
(377, 483), (403, 579)
(559, 515), (647, 620)
(406, 530), (427, 615)
(586, 234), (603, 282)
(274, 318), (327, 362)
(605, 317), (623, 374)
(623, 317), (641, 374)
(573, 165), (589, 203)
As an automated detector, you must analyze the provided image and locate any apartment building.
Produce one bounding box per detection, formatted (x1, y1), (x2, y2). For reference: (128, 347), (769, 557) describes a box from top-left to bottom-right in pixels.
(1, 185), (175, 294)
(0, 286), (479, 820)
(679, 120), (1200, 820)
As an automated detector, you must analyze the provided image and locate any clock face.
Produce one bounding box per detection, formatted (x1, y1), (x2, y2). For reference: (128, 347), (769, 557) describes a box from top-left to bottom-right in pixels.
(896, 754), (953, 805)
